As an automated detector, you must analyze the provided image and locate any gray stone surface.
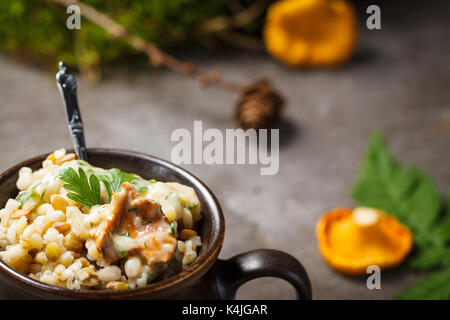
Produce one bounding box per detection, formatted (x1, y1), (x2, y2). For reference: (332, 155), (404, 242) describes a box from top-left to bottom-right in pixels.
(0, 1), (448, 299)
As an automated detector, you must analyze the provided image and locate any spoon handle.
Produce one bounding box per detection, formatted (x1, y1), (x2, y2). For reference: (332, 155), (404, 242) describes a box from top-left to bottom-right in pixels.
(56, 62), (88, 161)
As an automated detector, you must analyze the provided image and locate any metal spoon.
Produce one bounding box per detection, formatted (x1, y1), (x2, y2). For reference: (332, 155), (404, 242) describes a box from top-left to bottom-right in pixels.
(56, 61), (88, 161)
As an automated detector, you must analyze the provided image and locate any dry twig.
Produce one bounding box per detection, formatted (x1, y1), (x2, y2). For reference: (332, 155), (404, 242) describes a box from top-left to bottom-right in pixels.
(48, 0), (284, 129)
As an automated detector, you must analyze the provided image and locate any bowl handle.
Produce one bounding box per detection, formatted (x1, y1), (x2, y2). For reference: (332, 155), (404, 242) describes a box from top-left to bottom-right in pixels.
(215, 249), (312, 299)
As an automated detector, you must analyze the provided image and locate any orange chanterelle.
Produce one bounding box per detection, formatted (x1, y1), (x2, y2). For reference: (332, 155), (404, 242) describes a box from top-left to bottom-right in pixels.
(316, 207), (413, 275)
(264, 0), (358, 67)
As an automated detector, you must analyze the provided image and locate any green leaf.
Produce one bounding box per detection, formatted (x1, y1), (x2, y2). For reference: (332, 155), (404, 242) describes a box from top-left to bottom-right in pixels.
(408, 246), (450, 270)
(97, 176), (113, 203)
(428, 194), (450, 246)
(97, 168), (138, 202)
(351, 131), (441, 234)
(396, 267), (450, 300)
(60, 167), (101, 208)
(352, 132), (450, 300)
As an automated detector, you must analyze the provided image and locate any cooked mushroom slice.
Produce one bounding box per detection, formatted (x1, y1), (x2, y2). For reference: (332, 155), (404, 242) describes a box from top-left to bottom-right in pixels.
(90, 183), (130, 257)
(91, 182), (178, 267)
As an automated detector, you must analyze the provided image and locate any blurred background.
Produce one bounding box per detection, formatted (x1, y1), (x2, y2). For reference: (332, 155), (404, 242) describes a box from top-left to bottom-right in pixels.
(0, 0), (449, 299)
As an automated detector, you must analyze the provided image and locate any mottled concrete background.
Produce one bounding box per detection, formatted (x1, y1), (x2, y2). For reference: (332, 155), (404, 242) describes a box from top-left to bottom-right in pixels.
(0, 1), (448, 299)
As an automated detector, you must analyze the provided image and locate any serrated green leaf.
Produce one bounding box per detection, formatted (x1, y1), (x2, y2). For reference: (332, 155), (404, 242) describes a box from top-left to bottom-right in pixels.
(97, 168), (138, 203)
(60, 167), (101, 208)
(351, 131), (441, 234)
(428, 194), (450, 246)
(396, 267), (450, 300)
(66, 193), (94, 209)
(89, 174), (101, 202)
(408, 246), (450, 270)
(352, 132), (450, 300)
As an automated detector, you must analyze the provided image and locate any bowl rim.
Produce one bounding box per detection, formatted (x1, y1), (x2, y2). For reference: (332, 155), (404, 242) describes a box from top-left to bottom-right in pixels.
(0, 148), (225, 299)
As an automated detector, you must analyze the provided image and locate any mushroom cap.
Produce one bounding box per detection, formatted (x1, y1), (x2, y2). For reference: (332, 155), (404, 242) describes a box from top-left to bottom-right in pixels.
(263, 0), (358, 67)
(316, 207), (413, 275)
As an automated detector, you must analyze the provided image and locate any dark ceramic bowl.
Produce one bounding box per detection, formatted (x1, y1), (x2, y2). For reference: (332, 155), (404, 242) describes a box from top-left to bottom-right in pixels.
(0, 149), (312, 299)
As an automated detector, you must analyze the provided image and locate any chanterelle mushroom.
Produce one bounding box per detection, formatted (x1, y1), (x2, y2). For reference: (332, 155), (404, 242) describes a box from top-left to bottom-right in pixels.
(316, 207), (413, 275)
(90, 182), (178, 267)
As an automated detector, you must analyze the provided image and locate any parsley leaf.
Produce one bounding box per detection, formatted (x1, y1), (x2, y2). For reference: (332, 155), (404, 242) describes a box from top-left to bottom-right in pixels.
(97, 168), (138, 202)
(60, 167), (101, 208)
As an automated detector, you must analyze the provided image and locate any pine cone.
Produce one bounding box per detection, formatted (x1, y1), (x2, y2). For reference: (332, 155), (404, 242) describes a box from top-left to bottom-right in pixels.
(234, 79), (285, 130)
